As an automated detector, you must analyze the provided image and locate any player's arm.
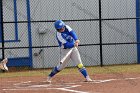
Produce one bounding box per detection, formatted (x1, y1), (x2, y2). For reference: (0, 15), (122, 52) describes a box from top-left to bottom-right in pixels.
(70, 30), (78, 40)
(63, 42), (74, 48)
(69, 30), (80, 47)
(63, 39), (80, 48)
(65, 25), (78, 41)
(57, 32), (75, 48)
(74, 40), (80, 47)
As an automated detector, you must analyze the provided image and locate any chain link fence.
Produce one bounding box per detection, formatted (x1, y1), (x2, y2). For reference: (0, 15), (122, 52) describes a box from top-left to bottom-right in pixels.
(0, 0), (139, 69)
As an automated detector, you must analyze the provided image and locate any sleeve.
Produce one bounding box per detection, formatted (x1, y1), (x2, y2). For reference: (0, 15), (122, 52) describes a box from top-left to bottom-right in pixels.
(70, 30), (78, 40)
(65, 25), (78, 40)
(56, 32), (66, 44)
(57, 32), (74, 48)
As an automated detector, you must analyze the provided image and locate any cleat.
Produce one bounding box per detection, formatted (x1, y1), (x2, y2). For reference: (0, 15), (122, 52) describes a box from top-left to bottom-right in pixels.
(46, 80), (51, 84)
(85, 76), (93, 82)
(45, 76), (52, 84)
(3, 63), (8, 71)
(86, 78), (93, 82)
(42, 80), (51, 84)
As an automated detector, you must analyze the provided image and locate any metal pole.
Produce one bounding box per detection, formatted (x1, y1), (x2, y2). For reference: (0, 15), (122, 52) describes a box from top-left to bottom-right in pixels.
(136, 0), (140, 64)
(0, 0), (5, 60)
(99, 0), (103, 66)
(26, 0), (33, 67)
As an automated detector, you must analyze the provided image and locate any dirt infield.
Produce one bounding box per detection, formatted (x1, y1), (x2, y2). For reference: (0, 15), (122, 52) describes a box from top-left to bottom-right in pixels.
(0, 73), (140, 93)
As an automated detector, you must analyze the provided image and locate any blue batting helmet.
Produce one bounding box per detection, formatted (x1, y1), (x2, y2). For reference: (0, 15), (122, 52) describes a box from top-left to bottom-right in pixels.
(54, 20), (65, 29)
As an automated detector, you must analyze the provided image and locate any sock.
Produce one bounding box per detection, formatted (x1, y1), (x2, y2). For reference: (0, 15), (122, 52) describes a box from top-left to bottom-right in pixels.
(79, 67), (88, 78)
(49, 66), (60, 77)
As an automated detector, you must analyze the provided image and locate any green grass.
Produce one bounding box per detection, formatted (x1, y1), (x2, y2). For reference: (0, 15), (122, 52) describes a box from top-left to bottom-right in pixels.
(90, 64), (140, 74)
(0, 70), (50, 78)
(0, 64), (140, 78)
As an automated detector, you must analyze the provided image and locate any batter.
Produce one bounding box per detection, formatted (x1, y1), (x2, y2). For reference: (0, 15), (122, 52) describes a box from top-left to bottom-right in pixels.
(47, 20), (92, 83)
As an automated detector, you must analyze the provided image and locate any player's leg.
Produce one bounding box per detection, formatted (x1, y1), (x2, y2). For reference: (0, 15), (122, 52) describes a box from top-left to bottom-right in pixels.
(77, 63), (92, 82)
(71, 47), (92, 82)
(0, 58), (8, 71)
(47, 48), (72, 83)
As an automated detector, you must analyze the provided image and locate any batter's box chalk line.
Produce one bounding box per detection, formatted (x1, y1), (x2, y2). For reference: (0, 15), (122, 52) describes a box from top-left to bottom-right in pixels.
(80, 77), (140, 84)
(3, 77), (140, 93)
(3, 81), (92, 93)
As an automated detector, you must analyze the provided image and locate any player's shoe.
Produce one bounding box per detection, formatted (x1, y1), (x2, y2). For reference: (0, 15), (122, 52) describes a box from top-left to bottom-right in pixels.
(86, 76), (93, 82)
(46, 76), (52, 84)
(0, 58), (8, 71)
(86, 78), (93, 82)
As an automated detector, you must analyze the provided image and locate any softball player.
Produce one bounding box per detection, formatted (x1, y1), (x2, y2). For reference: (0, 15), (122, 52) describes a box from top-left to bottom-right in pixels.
(47, 20), (92, 83)
(0, 58), (8, 71)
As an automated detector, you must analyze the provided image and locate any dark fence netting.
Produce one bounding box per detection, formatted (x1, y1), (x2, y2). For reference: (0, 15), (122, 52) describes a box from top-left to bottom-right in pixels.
(0, 0), (139, 69)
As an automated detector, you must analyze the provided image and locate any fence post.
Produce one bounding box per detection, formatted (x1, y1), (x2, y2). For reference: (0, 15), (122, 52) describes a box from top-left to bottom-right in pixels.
(0, 0), (5, 60)
(99, 0), (103, 66)
(136, 0), (140, 64)
(26, 0), (33, 67)
(13, 0), (18, 40)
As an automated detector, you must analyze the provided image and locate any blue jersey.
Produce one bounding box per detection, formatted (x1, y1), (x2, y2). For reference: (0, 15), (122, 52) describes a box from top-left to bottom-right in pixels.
(56, 25), (78, 49)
